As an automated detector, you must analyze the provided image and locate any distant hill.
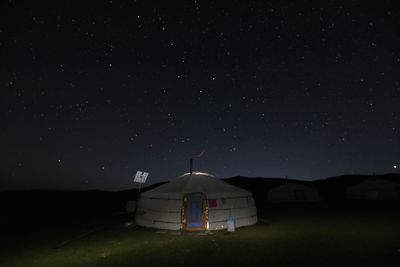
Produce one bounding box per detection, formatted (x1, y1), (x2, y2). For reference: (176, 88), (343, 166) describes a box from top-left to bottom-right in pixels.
(310, 173), (400, 201)
(223, 176), (319, 203)
(223, 173), (400, 201)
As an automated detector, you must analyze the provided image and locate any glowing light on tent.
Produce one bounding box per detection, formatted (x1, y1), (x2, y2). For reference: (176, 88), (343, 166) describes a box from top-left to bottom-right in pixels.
(179, 172), (215, 177)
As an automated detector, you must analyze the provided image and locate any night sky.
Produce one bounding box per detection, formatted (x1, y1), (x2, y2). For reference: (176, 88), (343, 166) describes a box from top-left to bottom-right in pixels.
(1, 1), (399, 190)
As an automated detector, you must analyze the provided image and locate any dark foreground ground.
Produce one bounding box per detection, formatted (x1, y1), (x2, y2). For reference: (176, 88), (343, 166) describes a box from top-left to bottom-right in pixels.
(1, 200), (399, 267)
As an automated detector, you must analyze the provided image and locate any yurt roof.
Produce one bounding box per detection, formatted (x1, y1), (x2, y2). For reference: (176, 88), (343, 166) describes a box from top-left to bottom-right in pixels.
(348, 179), (400, 190)
(141, 172), (252, 199)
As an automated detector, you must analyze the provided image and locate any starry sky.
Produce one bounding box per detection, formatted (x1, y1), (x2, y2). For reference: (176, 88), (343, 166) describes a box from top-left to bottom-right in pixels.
(1, 1), (399, 190)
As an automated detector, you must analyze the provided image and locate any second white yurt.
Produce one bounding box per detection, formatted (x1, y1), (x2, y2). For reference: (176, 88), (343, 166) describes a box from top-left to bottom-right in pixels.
(135, 172), (257, 231)
(267, 182), (321, 203)
(346, 179), (400, 200)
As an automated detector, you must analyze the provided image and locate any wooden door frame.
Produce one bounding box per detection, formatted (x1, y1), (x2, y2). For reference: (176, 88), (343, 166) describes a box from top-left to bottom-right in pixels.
(181, 192), (208, 231)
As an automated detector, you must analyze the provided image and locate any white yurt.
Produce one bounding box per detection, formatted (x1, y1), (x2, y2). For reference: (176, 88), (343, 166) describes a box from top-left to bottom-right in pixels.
(346, 179), (400, 200)
(267, 182), (320, 203)
(135, 172), (257, 231)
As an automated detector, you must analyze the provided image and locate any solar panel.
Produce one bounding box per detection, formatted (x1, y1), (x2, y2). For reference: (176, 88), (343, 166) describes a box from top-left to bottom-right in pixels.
(134, 171), (149, 184)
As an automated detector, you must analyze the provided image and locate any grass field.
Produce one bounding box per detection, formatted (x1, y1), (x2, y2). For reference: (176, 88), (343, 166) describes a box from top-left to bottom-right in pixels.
(1, 203), (400, 267)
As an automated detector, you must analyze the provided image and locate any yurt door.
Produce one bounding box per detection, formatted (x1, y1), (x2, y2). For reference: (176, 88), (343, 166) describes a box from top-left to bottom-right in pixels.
(182, 192), (206, 231)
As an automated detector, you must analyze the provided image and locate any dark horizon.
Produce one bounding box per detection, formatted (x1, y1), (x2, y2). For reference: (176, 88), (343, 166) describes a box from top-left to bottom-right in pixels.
(1, 1), (399, 191)
(1, 172), (399, 192)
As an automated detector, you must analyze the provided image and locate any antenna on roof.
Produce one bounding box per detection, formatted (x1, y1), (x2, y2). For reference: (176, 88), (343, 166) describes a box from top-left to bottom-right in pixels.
(189, 150), (204, 174)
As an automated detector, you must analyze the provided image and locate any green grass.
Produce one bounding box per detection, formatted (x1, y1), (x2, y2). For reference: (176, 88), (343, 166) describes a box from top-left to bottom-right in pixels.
(1, 207), (400, 267)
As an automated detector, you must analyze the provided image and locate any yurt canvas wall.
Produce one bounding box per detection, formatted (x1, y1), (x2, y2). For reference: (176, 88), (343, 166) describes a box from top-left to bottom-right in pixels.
(346, 179), (400, 200)
(135, 172), (257, 231)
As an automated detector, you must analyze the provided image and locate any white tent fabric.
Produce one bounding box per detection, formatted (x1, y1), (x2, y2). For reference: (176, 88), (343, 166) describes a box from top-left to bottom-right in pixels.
(346, 179), (400, 200)
(135, 172), (257, 231)
(267, 182), (320, 203)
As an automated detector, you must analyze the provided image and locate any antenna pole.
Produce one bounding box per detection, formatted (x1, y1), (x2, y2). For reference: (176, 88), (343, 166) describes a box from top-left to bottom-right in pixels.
(190, 158), (193, 174)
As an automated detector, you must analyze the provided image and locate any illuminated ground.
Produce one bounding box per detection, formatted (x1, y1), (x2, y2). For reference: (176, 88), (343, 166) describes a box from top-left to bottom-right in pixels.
(1, 204), (400, 267)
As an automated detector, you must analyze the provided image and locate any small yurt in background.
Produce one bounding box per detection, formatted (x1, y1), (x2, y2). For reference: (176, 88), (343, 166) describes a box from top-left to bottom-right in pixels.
(346, 179), (400, 200)
(135, 172), (257, 231)
(267, 182), (320, 203)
